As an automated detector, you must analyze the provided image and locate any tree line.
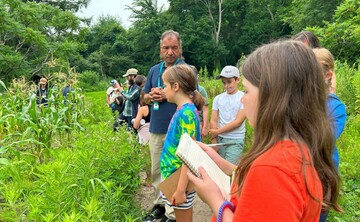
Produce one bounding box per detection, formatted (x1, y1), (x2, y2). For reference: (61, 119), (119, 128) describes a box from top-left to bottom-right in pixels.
(1, 0), (359, 85)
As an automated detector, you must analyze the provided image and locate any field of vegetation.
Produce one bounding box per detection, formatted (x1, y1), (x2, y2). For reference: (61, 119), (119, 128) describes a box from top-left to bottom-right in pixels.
(0, 60), (359, 221)
(0, 79), (147, 221)
(1, 0), (359, 221)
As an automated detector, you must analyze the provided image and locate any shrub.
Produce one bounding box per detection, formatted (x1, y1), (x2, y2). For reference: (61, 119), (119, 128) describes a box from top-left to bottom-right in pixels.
(78, 71), (108, 92)
(336, 62), (360, 116)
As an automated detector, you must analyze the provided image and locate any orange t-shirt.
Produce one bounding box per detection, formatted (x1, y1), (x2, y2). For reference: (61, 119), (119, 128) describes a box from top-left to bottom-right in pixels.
(211, 140), (322, 222)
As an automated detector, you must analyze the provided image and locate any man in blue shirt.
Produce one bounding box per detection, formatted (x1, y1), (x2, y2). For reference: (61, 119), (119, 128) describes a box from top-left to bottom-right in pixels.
(143, 30), (185, 222)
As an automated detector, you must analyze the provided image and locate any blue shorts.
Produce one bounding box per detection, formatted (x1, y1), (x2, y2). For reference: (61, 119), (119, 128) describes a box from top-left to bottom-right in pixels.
(217, 137), (244, 165)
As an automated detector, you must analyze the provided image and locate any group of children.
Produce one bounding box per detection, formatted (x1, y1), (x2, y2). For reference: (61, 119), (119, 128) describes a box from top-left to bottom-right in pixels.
(108, 63), (247, 159)
(144, 34), (345, 222)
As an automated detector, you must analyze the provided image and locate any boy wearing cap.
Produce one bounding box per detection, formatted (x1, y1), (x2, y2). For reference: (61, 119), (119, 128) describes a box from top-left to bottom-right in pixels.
(209, 65), (246, 165)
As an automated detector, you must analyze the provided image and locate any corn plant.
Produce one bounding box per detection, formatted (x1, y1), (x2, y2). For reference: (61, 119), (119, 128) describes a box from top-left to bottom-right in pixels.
(0, 78), (85, 164)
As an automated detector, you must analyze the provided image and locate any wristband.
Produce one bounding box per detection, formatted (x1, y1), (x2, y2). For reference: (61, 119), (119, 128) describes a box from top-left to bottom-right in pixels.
(217, 201), (235, 222)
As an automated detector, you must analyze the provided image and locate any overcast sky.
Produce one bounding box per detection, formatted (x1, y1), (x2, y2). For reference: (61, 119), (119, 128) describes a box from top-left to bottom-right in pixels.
(77, 0), (169, 28)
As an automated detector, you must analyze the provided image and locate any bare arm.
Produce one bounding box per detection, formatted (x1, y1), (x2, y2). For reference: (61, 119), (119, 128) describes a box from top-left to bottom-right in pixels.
(187, 143), (237, 220)
(210, 109), (219, 149)
(115, 95), (123, 105)
(172, 165), (190, 205)
(187, 167), (233, 221)
(187, 143), (237, 218)
(133, 106), (147, 130)
(106, 94), (110, 106)
(144, 93), (152, 105)
(209, 109), (246, 139)
(202, 105), (209, 137)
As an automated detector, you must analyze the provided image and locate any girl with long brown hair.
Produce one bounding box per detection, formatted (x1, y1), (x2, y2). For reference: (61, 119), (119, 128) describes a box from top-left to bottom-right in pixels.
(188, 41), (341, 221)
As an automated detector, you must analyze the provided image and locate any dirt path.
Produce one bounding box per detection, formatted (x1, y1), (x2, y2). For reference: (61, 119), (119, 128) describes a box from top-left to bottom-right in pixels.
(136, 172), (213, 222)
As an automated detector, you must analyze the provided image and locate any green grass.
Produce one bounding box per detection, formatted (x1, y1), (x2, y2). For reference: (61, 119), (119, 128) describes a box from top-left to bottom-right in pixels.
(329, 115), (360, 221)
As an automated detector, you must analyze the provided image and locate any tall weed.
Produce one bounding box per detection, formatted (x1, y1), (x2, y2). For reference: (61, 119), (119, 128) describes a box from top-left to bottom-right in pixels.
(336, 62), (360, 116)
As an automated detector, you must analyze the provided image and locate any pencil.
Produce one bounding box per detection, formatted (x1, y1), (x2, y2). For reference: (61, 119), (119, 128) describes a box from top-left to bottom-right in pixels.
(207, 142), (238, 147)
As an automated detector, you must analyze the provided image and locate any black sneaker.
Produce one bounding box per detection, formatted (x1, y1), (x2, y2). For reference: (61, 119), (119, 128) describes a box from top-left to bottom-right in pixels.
(143, 204), (165, 222)
(159, 215), (176, 222)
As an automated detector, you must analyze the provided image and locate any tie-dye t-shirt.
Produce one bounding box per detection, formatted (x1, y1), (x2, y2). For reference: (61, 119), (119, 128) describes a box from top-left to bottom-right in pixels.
(160, 103), (201, 179)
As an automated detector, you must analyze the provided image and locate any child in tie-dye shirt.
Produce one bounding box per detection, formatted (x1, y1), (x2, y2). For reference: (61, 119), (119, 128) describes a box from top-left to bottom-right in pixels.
(160, 64), (205, 221)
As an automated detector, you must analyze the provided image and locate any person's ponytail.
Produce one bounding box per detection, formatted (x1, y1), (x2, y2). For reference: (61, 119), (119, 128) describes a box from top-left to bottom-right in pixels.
(191, 90), (205, 111)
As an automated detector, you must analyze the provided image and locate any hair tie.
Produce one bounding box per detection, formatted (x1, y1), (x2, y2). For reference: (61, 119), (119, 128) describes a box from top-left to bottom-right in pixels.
(217, 201), (235, 222)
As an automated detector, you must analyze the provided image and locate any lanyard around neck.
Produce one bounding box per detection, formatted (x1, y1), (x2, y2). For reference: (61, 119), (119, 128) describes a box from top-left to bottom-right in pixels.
(157, 58), (180, 87)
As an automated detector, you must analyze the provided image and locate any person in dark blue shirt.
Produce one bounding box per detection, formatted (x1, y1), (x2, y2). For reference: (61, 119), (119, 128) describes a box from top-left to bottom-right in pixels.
(62, 79), (74, 98)
(142, 30), (186, 222)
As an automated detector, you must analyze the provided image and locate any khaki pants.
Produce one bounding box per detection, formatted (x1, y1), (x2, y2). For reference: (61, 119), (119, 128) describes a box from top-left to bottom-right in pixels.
(149, 133), (175, 220)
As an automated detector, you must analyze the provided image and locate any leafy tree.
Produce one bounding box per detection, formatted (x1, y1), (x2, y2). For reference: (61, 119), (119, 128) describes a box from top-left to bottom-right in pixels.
(165, 0), (290, 73)
(311, 0), (360, 64)
(0, 0), (82, 83)
(180, 15), (226, 73)
(238, 0), (292, 54)
(281, 0), (343, 33)
(196, 0), (223, 45)
(167, 0), (228, 70)
(126, 0), (167, 74)
(75, 16), (135, 78)
(22, 0), (90, 12)
(195, 0), (228, 69)
(220, 0), (247, 65)
(162, 0), (227, 74)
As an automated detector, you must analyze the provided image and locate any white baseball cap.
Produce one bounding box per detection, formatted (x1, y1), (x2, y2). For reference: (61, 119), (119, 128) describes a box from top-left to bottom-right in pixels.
(216, 65), (240, 79)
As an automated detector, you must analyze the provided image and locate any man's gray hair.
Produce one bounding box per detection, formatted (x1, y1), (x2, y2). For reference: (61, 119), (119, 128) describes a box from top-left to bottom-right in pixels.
(160, 30), (182, 48)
